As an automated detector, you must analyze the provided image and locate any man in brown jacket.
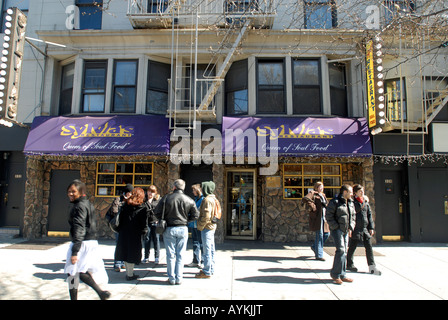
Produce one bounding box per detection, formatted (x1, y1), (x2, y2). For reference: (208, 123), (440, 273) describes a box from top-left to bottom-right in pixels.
(195, 181), (218, 279)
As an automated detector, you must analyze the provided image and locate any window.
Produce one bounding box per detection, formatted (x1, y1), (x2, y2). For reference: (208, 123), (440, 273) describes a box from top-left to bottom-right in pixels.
(96, 162), (153, 197)
(257, 59), (285, 114)
(304, 0), (337, 29)
(292, 59), (322, 114)
(225, 0), (260, 13)
(1, 0), (28, 33)
(185, 64), (215, 109)
(226, 59), (248, 115)
(148, 0), (169, 13)
(283, 164), (341, 199)
(385, 78), (407, 121)
(76, 0), (102, 30)
(384, 0), (415, 24)
(329, 63), (347, 116)
(59, 63), (75, 115)
(81, 60), (107, 113)
(146, 60), (170, 114)
(112, 60), (138, 113)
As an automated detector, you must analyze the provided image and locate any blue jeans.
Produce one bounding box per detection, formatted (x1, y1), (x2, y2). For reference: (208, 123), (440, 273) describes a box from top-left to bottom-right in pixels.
(312, 216), (330, 259)
(114, 233), (124, 269)
(201, 228), (215, 276)
(189, 227), (203, 264)
(164, 226), (188, 283)
(330, 229), (349, 280)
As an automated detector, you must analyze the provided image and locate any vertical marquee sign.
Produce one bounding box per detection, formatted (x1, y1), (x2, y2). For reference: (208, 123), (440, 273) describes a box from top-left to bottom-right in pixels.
(366, 40), (376, 128)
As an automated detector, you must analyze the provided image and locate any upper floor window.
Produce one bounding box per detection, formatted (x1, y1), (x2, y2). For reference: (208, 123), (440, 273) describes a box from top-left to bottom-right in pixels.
(384, 0), (415, 24)
(185, 64), (215, 109)
(292, 59), (322, 114)
(225, 59), (248, 115)
(329, 63), (347, 117)
(112, 60), (138, 113)
(385, 78), (407, 121)
(304, 0), (337, 29)
(76, 0), (103, 30)
(146, 60), (170, 115)
(81, 60), (107, 113)
(59, 63), (75, 116)
(257, 59), (286, 114)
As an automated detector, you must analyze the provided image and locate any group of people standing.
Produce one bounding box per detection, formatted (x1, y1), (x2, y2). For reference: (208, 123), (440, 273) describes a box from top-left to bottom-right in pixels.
(64, 178), (219, 299)
(302, 182), (381, 285)
(64, 176), (381, 300)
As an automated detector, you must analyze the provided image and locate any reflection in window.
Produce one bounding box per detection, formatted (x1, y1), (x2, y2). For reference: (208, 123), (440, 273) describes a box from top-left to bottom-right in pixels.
(226, 60), (248, 115)
(112, 60), (138, 113)
(147, 61), (170, 115)
(293, 59), (322, 114)
(257, 59), (285, 114)
(82, 60), (107, 112)
(304, 0), (337, 29)
(385, 78), (407, 121)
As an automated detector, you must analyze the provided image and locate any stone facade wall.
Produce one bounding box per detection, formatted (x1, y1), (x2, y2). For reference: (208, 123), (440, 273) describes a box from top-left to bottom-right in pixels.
(261, 157), (375, 243)
(23, 156), (168, 239)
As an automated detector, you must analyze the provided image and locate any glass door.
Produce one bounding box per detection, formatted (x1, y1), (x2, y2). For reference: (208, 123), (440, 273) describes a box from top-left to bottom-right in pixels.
(226, 169), (257, 239)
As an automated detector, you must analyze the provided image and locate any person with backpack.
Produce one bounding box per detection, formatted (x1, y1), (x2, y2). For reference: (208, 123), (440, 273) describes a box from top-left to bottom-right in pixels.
(195, 181), (220, 279)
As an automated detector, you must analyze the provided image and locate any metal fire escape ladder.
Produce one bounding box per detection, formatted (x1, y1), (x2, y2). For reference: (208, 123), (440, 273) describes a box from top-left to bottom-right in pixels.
(198, 19), (250, 111)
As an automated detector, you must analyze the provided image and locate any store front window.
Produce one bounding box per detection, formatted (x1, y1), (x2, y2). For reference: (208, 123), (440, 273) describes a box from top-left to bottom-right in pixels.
(283, 163), (341, 199)
(226, 169), (257, 239)
(96, 162), (153, 197)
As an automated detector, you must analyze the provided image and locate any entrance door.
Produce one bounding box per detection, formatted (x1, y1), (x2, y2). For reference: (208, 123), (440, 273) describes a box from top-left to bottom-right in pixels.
(418, 168), (448, 242)
(48, 170), (80, 233)
(378, 170), (406, 241)
(0, 152), (25, 227)
(180, 164), (213, 199)
(226, 169), (257, 240)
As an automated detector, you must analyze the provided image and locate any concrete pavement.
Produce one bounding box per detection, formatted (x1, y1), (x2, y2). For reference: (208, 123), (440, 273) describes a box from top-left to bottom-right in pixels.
(0, 235), (447, 301)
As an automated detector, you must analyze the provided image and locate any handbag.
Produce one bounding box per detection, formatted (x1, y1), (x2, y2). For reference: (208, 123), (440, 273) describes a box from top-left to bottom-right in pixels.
(109, 210), (120, 233)
(155, 197), (167, 235)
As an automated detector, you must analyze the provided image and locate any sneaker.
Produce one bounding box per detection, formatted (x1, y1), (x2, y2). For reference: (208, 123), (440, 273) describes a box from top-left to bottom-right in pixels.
(332, 278), (343, 285)
(142, 258), (150, 263)
(114, 266), (121, 272)
(167, 279), (175, 285)
(154, 258), (159, 265)
(186, 262), (200, 268)
(195, 270), (211, 279)
(369, 265), (382, 275)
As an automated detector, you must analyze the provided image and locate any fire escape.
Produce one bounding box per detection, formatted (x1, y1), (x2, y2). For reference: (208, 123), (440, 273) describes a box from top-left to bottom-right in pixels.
(127, 0), (276, 136)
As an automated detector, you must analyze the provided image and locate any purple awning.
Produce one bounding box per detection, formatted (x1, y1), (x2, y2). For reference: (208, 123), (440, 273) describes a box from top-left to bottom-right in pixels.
(222, 116), (372, 157)
(24, 115), (170, 156)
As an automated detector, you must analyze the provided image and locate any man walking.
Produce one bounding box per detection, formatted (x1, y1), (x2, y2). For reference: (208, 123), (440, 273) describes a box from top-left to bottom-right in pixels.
(155, 179), (199, 285)
(326, 184), (356, 285)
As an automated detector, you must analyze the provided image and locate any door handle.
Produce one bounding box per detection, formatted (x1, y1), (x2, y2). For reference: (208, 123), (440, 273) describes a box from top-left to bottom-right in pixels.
(3, 193), (7, 206)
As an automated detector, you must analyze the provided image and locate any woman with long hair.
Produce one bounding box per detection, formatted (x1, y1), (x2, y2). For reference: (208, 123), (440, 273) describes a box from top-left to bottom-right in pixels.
(114, 187), (151, 280)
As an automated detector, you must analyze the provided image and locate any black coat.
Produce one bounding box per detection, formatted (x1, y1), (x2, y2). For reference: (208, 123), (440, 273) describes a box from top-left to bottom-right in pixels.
(326, 195), (356, 233)
(68, 196), (97, 256)
(114, 203), (149, 264)
(155, 189), (199, 227)
(352, 197), (375, 241)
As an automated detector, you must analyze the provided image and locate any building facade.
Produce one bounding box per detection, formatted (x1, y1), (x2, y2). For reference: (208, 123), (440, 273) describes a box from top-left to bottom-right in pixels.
(0, 0), (446, 243)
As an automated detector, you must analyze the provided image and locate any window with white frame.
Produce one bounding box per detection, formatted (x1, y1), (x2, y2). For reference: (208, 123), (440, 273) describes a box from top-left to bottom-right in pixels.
(59, 63), (75, 115)
(146, 60), (170, 115)
(81, 60), (107, 113)
(329, 63), (348, 117)
(112, 60), (138, 113)
(292, 59), (322, 115)
(257, 59), (286, 114)
(225, 59), (248, 115)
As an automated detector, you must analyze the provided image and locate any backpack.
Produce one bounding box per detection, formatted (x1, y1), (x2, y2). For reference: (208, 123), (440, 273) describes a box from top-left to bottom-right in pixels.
(211, 196), (222, 223)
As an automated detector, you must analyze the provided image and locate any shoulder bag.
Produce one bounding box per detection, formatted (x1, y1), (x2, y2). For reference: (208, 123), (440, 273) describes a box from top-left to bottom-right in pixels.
(155, 197), (167, 235)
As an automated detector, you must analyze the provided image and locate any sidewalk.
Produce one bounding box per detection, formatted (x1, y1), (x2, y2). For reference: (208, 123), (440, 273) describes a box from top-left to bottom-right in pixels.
(0, 235), (447, 301)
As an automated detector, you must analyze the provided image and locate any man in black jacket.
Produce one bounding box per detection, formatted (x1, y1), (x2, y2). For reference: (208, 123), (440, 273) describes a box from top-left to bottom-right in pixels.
(155, 179), (199, 285)
(326, 184), (355, 285)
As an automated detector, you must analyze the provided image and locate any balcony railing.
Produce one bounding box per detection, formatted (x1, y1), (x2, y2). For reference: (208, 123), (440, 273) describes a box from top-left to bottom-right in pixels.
(127, 0), (276, 28)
